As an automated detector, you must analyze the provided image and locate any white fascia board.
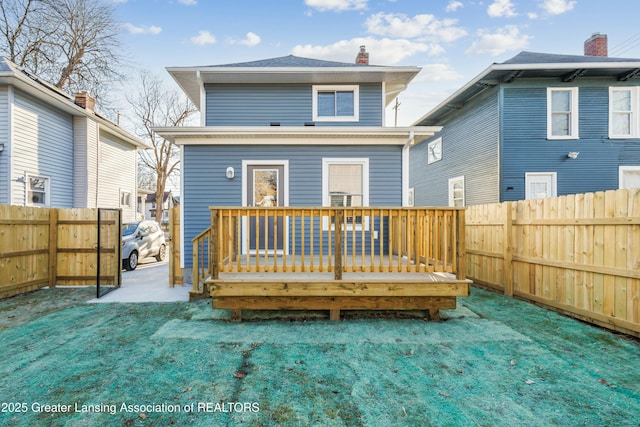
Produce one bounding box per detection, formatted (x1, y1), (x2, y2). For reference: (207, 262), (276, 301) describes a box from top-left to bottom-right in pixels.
(153, 126), (441, 146)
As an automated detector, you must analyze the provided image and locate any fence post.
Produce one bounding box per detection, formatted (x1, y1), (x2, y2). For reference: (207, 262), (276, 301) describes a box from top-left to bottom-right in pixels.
(334, 210), (343, 280)
(48, 209), (58, 288)
(503, 202), (514, 297)
(455, 208), (466, 280)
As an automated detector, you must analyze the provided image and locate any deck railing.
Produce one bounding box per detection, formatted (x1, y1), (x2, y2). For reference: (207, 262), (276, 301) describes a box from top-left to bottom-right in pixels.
(192, 207), (466, 292)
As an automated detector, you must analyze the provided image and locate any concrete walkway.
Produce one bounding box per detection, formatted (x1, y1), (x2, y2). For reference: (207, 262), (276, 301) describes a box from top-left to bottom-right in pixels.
(89, 259), (190, 303)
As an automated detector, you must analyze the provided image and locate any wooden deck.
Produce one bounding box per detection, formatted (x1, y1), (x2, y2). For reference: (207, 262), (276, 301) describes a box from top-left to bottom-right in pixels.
(206, 270), (471, 321)
(193, 207), (471, 321)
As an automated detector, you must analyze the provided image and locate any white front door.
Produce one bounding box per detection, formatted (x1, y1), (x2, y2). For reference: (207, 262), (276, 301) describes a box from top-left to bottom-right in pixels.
(525, 172), (557, 200)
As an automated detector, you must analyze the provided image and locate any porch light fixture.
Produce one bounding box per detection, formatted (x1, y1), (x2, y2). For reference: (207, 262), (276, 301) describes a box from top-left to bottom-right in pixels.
(226, 167), (235, 179)
(567, 151), (580, 159)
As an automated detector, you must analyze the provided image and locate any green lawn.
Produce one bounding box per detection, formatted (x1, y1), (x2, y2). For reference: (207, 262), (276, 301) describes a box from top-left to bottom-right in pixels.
(0, 286), (638, 426)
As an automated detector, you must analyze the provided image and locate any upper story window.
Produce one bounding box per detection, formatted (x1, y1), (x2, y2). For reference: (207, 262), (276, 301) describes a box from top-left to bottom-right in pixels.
(609, 87), (639, 138)
(547, 87), (579, 139)
(313, 85), (359, 122)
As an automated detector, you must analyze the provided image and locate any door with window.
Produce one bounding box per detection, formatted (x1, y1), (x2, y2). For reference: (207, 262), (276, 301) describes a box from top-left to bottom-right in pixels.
(246, 164), (285, 254)
(525, 172), (557, 199)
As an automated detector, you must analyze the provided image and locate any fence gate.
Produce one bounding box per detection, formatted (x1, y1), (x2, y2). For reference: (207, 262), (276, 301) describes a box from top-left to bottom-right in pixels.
(97, 208), (122, 298)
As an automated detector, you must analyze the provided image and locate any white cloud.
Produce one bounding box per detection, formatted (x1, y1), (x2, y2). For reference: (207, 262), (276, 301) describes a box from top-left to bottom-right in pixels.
(365, 12), (467, 43)
(488, 0), (517, 18)
(190, 30), (216, 46)
(304, 0), (367, 12)
(230, 32), (262, 47)
(179, 0), (197, 5)
(466, 25), (530, 56)
(446, 1), (463, 12)
(292, 37), (442, 65)
(539, 0), (576, 15)
(123, 23), (162, 35)
(414, 63), (463, 82)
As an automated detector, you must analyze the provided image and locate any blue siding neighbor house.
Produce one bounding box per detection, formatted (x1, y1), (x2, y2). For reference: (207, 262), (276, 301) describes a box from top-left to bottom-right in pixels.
(0, 57), (146, 222)
(411, 37), (640, 207)
(155, 50), (441, 269)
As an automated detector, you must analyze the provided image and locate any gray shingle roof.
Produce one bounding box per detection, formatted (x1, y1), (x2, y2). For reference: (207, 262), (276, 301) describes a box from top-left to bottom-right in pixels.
(210, 55), (370, 68)
(503, 51), (640, 65)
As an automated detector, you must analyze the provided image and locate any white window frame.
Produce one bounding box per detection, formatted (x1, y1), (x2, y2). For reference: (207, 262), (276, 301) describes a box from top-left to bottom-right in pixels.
(25, 174), (50, 207)
(322, 158), (369, 231)
(448, 176), (465, 207)
(547, 87), (579, 140)
(120, 190), (132, 208)
(525, 172), (557, 200)
(312, 85), (359, 122)
(427, 137), (443, 164)
(619, 166), (640, 189)
(609, 87), (640, 138)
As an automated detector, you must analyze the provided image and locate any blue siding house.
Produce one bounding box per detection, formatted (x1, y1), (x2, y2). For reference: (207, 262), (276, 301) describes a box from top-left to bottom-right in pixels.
(411, 38), (640, 207)
(155, 51), (441, 269)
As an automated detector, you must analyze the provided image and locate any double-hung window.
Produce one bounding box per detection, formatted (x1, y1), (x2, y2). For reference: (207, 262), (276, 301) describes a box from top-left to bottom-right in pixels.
(313, 85), (359, 122)
(322, 158), (369, 230)
(609, 87), (639, 138)
(26, 175), (49, 207)
(547, 87), (579, 139)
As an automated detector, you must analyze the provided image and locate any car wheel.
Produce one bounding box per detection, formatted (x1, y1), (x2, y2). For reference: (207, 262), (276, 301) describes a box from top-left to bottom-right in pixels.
(155, 244), (166, 262)
(124, 251), (138, 271)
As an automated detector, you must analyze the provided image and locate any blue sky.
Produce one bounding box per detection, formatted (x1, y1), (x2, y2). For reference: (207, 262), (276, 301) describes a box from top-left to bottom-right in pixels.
(113, 0), (640, 126)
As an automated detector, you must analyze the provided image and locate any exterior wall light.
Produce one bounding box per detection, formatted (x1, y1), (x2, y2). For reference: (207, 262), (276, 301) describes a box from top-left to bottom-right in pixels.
(567, 152), (580, 159)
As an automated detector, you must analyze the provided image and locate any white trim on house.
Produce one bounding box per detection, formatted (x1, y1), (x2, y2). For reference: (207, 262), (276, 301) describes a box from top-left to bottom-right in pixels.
(25, 173), (50, 207)
(179, 145), (185, 268)
(312, 85), (359, 122)
(448, 176), (465, 207)
(6, 86), (14, 204)
(619, 166), (640, 189)
(547, 87), (579, 140)
(154, 126), (442, 146)
(609, 86), (640, 139)
(525, 172), (557, 199)
(241, 160), (290, 255)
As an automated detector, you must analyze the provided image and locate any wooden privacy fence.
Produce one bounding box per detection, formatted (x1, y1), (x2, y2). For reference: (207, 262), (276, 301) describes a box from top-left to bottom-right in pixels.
(466, 188), (640, 337)
(0, 205), (121, 299)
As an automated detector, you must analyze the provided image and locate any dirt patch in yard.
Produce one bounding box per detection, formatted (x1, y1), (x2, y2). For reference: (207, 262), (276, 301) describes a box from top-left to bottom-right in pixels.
(0, 287), (638, 426)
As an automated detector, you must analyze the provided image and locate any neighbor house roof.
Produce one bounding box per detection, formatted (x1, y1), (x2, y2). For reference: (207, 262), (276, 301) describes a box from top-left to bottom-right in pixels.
(414, 51), (640, 126)
(167, 55), (421, 108)
(0, 57), (148, 149)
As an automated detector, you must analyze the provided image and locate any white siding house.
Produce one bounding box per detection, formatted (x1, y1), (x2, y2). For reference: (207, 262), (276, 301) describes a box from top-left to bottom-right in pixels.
(0, 57), (146, 220)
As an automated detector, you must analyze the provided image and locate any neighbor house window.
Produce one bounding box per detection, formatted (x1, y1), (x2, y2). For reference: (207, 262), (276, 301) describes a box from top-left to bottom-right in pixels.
(313, 85), (359, 122)
(525, 172), (557, 199)
(547, 87), (579, 139)
(120, 191), (132, 207)
(619, 166), (640, 189)
(26, 175), (49, 207)
(448, 176), (465, 207)
(609, 87), (639, 138)
(322, 158), (369, 230)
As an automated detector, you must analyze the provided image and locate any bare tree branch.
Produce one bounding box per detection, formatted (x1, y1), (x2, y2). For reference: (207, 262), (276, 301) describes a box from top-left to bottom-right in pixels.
(127, 71), (196, 223)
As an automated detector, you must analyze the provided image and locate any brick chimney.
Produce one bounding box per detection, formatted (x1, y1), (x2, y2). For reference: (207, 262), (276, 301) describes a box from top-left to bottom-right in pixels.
(584, 33), (608, 57)
(356, 45), (369, 65)
(74, 91), (96, 113)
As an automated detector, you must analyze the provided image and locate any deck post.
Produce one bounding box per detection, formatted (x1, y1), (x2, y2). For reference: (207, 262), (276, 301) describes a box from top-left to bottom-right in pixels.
(334, 209), (343, 280)
(211, 209), (219, 280)
(455, 208), (466, 280)
(503, 202), (514, 297)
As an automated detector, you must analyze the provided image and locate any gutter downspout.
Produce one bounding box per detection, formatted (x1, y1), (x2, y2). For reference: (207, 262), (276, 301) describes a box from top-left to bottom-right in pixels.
(402, 130), (415, 207)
